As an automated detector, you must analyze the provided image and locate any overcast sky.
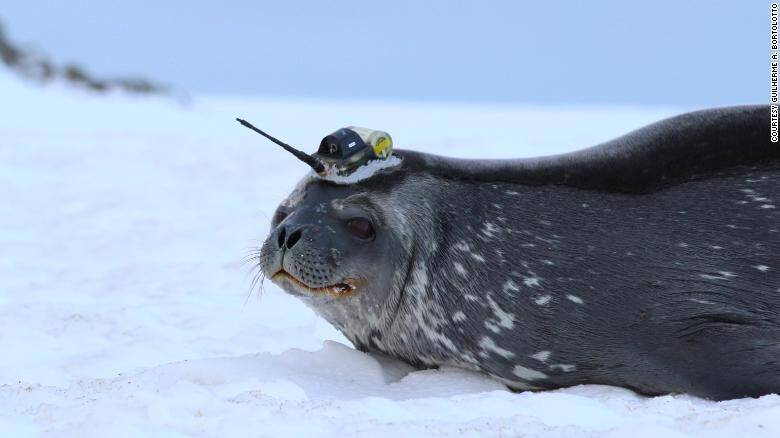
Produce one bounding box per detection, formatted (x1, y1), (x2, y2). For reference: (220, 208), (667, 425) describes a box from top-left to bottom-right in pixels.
(0, 1), (765, 106)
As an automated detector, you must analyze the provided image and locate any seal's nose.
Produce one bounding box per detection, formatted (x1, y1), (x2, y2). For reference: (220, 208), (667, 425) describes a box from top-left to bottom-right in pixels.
(285, 227), (303, 249)
(276, 225), (305, 249)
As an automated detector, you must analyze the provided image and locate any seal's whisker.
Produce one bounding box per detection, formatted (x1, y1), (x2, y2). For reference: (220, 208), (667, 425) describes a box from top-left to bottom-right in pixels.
(244, 270), (265, 306)
(240, 253), (262, 266)
(244, 273), (260, 306)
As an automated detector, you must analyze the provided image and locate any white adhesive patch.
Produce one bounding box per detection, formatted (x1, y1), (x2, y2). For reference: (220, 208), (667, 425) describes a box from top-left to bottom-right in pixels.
(317, 156), (403, 184)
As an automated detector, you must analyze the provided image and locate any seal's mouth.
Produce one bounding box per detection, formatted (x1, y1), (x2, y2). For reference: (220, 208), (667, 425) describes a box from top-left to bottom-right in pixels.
(271, 271), (356, 297)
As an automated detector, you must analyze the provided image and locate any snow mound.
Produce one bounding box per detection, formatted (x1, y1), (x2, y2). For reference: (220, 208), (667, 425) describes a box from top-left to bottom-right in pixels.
(4, 344), (780, 437)
(2, 71), (775, 436)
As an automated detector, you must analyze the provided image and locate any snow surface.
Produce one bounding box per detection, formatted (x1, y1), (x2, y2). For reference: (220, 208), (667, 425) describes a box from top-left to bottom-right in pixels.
(2, 72), (778, 437)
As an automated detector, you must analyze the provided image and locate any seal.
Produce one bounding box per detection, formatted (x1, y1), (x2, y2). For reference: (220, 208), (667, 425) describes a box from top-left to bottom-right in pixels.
(256, 105), (779, 400)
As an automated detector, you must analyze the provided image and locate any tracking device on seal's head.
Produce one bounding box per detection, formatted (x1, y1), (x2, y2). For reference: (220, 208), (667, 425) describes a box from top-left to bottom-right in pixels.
(235, 118), (394, 178)
(315, 127), (393, 176)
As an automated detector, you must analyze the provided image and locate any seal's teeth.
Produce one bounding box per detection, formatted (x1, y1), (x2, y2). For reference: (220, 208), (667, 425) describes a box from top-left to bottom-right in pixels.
(332, 283), (354, 295)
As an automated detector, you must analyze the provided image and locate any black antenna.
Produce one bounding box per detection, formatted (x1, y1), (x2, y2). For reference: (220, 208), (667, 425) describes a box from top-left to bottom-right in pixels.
(236, 118), (325, 173)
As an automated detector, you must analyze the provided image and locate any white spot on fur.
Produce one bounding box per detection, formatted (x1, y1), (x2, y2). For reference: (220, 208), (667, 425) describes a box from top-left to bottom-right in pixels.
(534, 295), (552, 305)
(486, 296), (515, 329)
(471, 253), (486, 263)
(523, 276), (542, 288)
(566, 294), (584, 304)
(700, 272), (737, 280)
(549, 364), (576, 372)
(454, 241), (470, 252)
(409, 261), (430, 290)
(541, 259), (555, 266)
(452, 311), (468, 322)
(503, 279), (520, 293)
(484, 321), (501, 334)
(512, 365), (548, 380)
(460, 353), (479, 365)
(482, 222), (500, 238)
(755, 265), (770, 272)
(530, 351), (551, 362)
(478, 337), (515, 359)
(761, 204), (776, 209)
(453, 262), (467, 276)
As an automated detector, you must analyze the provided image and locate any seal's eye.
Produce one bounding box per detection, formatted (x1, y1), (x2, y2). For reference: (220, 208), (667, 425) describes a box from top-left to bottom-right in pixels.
(345, 217), (375, 240)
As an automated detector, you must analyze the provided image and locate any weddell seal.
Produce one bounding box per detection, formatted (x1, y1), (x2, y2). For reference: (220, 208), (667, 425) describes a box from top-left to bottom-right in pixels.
(243, 105), (779, 401)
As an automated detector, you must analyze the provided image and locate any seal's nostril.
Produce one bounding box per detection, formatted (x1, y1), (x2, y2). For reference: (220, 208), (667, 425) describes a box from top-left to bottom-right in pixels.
(277, 226), (286, 248)
(285, 228), (303, 249)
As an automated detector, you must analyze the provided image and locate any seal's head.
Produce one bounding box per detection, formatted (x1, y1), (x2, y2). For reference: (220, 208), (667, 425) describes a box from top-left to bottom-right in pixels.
(239, 119), (419, 342)
(256, 161), (418, 341)
(261, 177), (384, 297)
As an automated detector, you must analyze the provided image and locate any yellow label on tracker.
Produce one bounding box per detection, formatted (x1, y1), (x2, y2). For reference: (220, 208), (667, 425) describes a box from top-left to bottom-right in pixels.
(372, 136), (392, 158)
(348, 126), (393, 160)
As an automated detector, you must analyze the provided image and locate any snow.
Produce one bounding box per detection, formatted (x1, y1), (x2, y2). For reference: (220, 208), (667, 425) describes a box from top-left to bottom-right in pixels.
(1, 72), (777, 437)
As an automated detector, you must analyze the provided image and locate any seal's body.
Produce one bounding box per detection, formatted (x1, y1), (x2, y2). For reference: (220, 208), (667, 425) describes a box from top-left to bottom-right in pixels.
(258, 105), (779, 400)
